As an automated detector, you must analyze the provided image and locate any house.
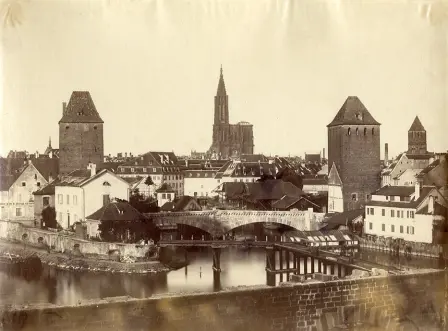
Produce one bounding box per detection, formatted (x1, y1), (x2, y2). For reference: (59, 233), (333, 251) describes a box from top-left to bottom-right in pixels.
(183, 169), (220, 199)
(85, 199), (147, 239)
(304, 153), (321, 164)
(33, 181), (57, 225)
(363, 183), (447, 244)
(160, 195), (202, 212)
(117, 151), (183, 197)
(416, 155), (448, 188)
(155, 183), (176, 208)
(54, 163), (130, 229)
(0, 159), (57, 224)
(302, 177), (328, 195)
(327, 163), (344, 214)
(272, 195), (322, 212)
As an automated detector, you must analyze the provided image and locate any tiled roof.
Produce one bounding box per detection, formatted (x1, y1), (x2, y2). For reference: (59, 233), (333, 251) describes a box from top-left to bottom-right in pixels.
(372, 185), (415, 197)
(305, 154), (321, 163)
(367, 187), (433, 209)
(184, 170), (217, 178)
(86, 201), (146, 221)
(393, 168), (421, 180)
(155, 183), (175, 193)
(416, 202), (447, 216)
(0, 175), (15, 191)
(417, 159), (440, 178)
(99, 162), (125, 173)
(272, 196), (319, 210)
(303, 178), (328, 186)
(160, 195), (201, 212)
(240, 154), (268, 162)
(323, 209), (364, 228)
(33, 181), (56, 196)
(406, 153), (434, 160)
(59, 91), (103, 124)
(218, 180), (303, 201)
(31, 158), (59, 181)
(0, 157), (26, 176)
(409, 116), (426, 131)
(327, 96), (380, 127)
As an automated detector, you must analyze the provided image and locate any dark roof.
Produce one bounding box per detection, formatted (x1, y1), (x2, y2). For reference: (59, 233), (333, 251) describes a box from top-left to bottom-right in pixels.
(240, 154), (268, 162)
(409, 116), (426, 131)
(417, 159), (440, 178)
(216, 66), (227, 96)
(156, 183), (175, 193)
(86, 201), (146, 221)
(272, 196), (320, 210)
(327, 96), (380, 127)
(406, 153), (434, 160)
(33, 181), (56, 196)
(417, 202), (447, 216)
(303, 178), (328, 186)
(31, 158), (59, 181)
(218, 180), (303, 201)
(323, 209), (364, 230)
(0, 157), (26, 176)
(59, 91), (103, 124)
(184, 170), (217, 178)
(367, 187), (434, 209)
(372, 185), (415, 197)
(0, 175), (15, 191)
(160, 195), (201, 212)
(305, 154), (321, 163)
(99, 162), (124, 173)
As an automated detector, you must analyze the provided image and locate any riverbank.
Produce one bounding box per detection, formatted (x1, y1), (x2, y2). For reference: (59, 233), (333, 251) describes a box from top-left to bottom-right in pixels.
(0, 240), (171, 274)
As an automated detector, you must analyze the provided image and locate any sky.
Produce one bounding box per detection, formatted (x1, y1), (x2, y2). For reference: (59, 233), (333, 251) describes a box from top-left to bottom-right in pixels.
(0, 0), (447, 159)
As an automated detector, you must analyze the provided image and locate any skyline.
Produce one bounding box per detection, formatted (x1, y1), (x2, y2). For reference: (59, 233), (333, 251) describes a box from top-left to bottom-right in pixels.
(1, 0), (447, 159)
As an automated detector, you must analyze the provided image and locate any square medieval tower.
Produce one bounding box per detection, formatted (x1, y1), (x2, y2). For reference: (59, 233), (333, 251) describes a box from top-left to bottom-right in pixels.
(59, 91), (104, 175)
(327, 96), (381, 211)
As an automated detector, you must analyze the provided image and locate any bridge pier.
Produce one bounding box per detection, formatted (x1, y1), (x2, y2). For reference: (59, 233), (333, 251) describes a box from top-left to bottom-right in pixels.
(265, 246), (276, 286)
(212, 246), (221, 272)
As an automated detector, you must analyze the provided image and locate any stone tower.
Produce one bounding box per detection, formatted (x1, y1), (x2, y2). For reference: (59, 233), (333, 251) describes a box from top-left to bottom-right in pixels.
(59, 91), (104, 175)
(327, 96), (381, 211)
(407, 116), (427, 155)
(208, 66), (254, 159)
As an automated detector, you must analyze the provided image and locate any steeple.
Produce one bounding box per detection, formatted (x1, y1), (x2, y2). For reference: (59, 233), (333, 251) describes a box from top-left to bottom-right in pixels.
(409, 116), (425, 132)
(216, 64), (227, 96)
(214, 66), (229, 124)
(407, 116), (427, 154)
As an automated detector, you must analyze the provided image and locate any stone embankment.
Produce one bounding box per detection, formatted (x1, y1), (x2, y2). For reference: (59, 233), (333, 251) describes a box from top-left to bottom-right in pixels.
(0, 241), (170, 274)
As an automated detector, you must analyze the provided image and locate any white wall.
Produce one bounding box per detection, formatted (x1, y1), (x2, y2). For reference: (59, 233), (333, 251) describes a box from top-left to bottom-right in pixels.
(83, 172), (130, 219)
(303, 184), (328, 194)
(394, 169), (421, 186)
(328, 185), (343, 213)
(364, 205), (433, 243)
(184, 177), (220, 197)
(55, 186), (84, 229)
(157, 192), (175, 207)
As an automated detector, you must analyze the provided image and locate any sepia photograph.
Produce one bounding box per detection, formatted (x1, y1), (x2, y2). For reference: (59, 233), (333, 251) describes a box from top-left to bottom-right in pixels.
(0, 0), (447, 330)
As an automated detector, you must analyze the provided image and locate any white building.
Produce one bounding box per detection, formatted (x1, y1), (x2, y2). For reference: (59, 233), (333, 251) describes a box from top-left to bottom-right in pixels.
(54, 164), (130, 229)
(327, 163), (344, 214)
(364, 183), (447, 244)
(302, 177), (328, 195)
(117, 151), (183, 197)
(183, 169), (220, 198)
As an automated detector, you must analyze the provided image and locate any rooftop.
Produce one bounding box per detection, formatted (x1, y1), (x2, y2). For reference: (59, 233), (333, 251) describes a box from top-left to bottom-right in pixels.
(59, 91), (103, 124)
(327, 96), (380, 127)
(372, 185), (415, 197)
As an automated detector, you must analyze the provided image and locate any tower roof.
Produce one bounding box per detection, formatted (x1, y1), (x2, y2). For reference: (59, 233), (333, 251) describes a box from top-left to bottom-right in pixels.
(327, 96), (380, 127)
(328, 162), (342, 186)
(409, 116), (425, 131)
(216, 65), (227, 96)
(59, 91), (104, 124)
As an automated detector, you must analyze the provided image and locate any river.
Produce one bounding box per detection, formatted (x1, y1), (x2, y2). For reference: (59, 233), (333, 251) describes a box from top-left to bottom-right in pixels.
(0, 245), (441, 306)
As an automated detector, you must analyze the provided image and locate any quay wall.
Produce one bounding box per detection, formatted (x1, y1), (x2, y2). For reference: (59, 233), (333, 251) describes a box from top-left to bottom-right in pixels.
(0, 270), (444, 331)
(0, 220), (152, 258)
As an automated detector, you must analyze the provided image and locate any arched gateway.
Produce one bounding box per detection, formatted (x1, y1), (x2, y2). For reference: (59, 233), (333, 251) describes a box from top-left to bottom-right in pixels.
(146, 209), (324, 237)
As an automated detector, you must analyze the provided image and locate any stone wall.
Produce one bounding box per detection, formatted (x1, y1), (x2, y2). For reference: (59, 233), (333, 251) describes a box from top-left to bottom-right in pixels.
(0, 220), (151, 258)
(0, 270), (443, 331)
(147, 209), (325, 236)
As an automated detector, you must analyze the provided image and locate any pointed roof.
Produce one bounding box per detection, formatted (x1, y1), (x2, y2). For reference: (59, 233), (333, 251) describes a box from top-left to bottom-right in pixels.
(59, 91), (104, 124)
(409, 116), (425, 131)
(327, 96), (380, 127)
(216, 65), (227, 96)
(328, 163), (342, 186)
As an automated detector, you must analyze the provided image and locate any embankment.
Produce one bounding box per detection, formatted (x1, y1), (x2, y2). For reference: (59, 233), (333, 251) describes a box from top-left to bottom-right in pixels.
(0, 269), (444, 331)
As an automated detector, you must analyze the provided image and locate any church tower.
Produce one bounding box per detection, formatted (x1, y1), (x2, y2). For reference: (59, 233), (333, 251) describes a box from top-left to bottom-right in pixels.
(214, 65), (229, 125)
(59, 91), (104, 175)
(327, 96), (381, 211)
(407, 116), (427, 155)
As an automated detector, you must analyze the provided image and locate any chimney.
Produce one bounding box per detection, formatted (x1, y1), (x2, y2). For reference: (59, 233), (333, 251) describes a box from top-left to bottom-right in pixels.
(62, 102), (67, 115)
(414, 181), (421, 200)
(384, 143), (389, 166)
(88, 163), (97, 177)
(125, 152), (128, 158)
(428, 195), (434, 214)
(323, 148), (326, 159)
(35, 151), (39, 159)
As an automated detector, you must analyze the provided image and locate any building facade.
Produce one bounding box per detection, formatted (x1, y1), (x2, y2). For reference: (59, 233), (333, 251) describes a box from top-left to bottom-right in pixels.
(327, 96), (381, 211)
(208, 67), (254, 159)
(59, 91), (104, 175)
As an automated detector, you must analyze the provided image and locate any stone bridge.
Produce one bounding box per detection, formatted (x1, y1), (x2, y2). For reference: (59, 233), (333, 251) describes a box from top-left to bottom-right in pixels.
(145, 209), (325, 237)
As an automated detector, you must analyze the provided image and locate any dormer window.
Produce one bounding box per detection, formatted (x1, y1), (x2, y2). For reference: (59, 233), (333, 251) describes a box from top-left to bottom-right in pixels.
(103, 181), (111, 186)
(356, 113), (363, 120)
(348, 128), (351, 136)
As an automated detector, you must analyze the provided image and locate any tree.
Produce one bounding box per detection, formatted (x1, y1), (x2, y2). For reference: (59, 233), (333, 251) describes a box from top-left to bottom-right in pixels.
(41, 206), (57, 229)
(144, 176), (154, 186)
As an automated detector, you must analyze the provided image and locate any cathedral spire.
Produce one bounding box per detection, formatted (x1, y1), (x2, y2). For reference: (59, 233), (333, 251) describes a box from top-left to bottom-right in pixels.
(216, 65), (227, 96)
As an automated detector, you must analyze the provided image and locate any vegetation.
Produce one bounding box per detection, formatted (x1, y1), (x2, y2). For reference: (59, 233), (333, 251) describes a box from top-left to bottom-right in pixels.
(41, 206), (58, 229)
(98, 217), (160, 244)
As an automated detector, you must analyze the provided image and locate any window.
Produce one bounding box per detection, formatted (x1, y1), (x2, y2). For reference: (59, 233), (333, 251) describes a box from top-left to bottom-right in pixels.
(162, 193), (166, 199)
(67, 213), (71, 228)
(407, 226), (415, 235)
(21, 182), (26, 187)
(153, 168), (157, 172)
(58, 194), (63, 204)
(351, 193), (357, 201)
(382, 209), (385, 216)
(73, 195), (77, 205)
(369, 222), (373, 230)
(400, 225), (403, 233)
(102, 194), (110, 206)
(369, 208), (374, 215)
(386, 196), (389, 200)
(364, 128), (367, 135)
(372, 128), (375, 135)
(382, 224), (385, 231)
(348, 128), (351, 136)
(367, 208), (370, 215)
(391, 225), (395, 232)
(391, 210), (395, 217)
(143, 168), (147, 173)
(356, 128), (359, 135)
(37, 182), (41, 187)
(43, 197), (50, 206)
(15, 208), (22, 217)
(410, 211), (414, 218)
(66, 195), (70, 205)
(131, 168), (135, 173)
